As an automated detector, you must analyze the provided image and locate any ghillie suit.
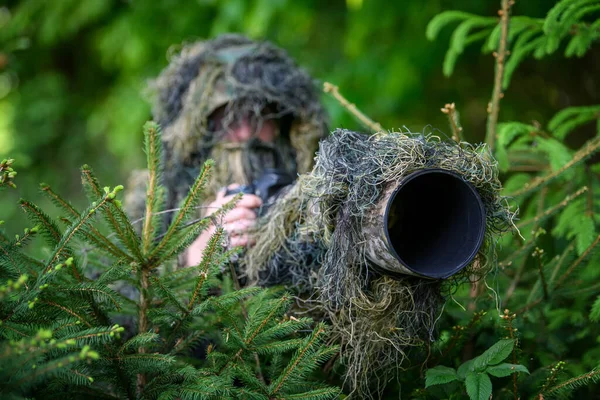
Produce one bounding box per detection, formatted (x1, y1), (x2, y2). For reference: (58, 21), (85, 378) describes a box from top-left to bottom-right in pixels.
(125, 34), (328, 225)
(244, 129), (515, 398)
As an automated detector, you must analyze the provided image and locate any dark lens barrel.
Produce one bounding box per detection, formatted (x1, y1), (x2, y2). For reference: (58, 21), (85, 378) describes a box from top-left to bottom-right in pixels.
(384, 169), (486, 279)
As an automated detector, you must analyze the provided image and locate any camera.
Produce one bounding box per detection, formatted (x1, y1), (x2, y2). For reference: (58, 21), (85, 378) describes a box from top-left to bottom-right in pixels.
(224, 168), (295, 216)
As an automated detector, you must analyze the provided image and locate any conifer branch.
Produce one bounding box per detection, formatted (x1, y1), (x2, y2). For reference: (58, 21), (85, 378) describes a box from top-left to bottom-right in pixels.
(81, 166), (142, 261)
(43, 196), (112, 276)
(41, 184), (131, 260)
(137, 267), (151, 394)
(188, 227), (224, 311)
(508, 136), (600, 198)
(0, 322), (29, 338)
(246, 295), (289, 344)
(500, 309), (519, 400)
(555, 234), (600, 287)
(150, 276), (186, 313)
(538, 361), (566, 397)
(533, 248), (549, 300)
(19, 201), (62, 245)
(516, 186), (587, 229)
(0, 241), (28, 279)
(44, 301), (93, 328)
(151, 160), (213, 260)
(486, 0), (514, 151)
(544, 368), (600, 396)
(56, 285), (122, 311)
(40, 183), (78, 215)
(270, 324), (327, 395)
(323, 82), (384, 132)
(142, 122), (162, 255)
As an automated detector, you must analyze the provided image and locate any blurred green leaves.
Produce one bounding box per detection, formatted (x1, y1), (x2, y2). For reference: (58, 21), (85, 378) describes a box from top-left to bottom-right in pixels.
(0, 0), (594, 234)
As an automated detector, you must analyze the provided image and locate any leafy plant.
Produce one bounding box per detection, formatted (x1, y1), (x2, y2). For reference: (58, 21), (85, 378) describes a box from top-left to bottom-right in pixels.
(426, 339), (529, 400)
(423, 0), (600, 398)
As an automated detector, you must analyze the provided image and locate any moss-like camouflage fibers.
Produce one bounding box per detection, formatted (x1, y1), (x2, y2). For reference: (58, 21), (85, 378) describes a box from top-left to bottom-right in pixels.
(244, 129), (515, 397)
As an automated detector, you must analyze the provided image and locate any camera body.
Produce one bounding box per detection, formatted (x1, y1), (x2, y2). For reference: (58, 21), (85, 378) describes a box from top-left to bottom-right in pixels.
(224, 168), (295, 216)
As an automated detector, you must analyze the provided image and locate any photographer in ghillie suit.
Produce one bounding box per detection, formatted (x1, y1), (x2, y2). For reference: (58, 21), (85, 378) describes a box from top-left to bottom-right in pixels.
(126, 34), (329, 267)
(126, 34), (514, 398)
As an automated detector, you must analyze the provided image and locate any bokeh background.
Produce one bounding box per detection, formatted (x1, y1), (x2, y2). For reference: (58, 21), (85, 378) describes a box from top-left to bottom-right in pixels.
(1, 0), (598, 234)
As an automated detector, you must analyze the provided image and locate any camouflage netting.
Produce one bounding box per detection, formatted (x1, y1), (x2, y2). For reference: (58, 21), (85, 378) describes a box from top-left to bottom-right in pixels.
(149, 34), (328, 219)
(244, 128), (516, 398)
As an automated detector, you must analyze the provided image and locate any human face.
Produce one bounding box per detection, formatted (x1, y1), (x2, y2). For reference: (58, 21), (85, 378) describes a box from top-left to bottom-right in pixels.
(224, 117), (278, 143)
(208, 105), (279, 144)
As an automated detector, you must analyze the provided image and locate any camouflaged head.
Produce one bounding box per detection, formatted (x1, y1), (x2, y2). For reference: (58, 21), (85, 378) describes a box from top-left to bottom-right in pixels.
(151, 34), (328, 207)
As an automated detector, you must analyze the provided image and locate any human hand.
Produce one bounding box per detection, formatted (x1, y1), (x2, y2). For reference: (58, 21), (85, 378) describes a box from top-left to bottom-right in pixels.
(185, 185), (262, 267)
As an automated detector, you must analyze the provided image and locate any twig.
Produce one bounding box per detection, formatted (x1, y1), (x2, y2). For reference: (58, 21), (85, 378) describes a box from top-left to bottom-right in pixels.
(323, 82), (384, 132)
(518, 236), (600, 313)
(501, 309), (519, 400)
(485, 0), (514, 151)
(441, 103), (463, 142)
(533, 247), (549, 300)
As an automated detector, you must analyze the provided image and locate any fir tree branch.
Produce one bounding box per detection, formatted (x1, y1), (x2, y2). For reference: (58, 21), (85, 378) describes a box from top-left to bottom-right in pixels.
(151, 160), (213, 260)
(19, 200), (62, 245)
(42, 195), (114, 278)
(0, 241), (28, 280)
(142, 122), (162, 255)
(509, 136), (600, 198)
(538, 361), (566, 397)
(555, 234), (600, 287)
(41, 184), (131, 260)
(516, 186), (587, 229)
(40, 183), (78, 216)
(44, 301), (93, 328)
(533, 248), (549, 300)
(188, 227), (225, 311)
(0, 322), (29, 338)
(137, 266), (151, 394)
(323, 82), (384, 132)
(150, 276), (186, 313)
(270, 324), (326, 395)
(81, 166), (142, 261)
(246, 295), (289, 345)
(55, 285), (123, 311)
(486, 0), (514, 151)
(519, 235), (600, 313)
(544, 368), (600, 396)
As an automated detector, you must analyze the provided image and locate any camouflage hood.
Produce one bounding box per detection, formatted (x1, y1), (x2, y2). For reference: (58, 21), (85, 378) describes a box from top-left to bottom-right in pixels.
(150, 34), (329, 206)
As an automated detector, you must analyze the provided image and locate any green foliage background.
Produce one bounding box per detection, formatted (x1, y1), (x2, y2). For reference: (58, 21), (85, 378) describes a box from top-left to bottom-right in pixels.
(1, 0), (597, 232)
(2, 1), (600, 398)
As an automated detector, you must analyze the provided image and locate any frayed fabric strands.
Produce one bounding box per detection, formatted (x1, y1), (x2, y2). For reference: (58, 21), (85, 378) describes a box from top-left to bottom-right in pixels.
(244, 129), (515, 397)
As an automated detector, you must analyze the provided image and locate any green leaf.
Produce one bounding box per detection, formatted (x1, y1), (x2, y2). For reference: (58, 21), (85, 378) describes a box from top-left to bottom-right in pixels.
(473, 339), (515, 370)
(465, 372), (492, 400)
(457, 359), (475, 379)
(425, 366), (458, 387)
(486, 363), (529, 377)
